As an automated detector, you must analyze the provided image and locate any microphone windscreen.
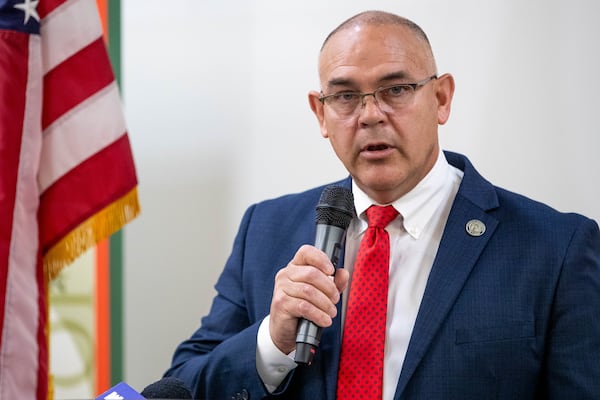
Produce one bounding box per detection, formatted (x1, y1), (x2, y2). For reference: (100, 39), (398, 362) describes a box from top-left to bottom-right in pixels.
(140, 377), (192, 399)
(315, 185), (354, 228)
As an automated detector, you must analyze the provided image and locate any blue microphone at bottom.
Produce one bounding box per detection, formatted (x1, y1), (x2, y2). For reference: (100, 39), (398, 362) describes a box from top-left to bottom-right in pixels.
(96, 381), (145, 399)
(95, 377), (192, 399)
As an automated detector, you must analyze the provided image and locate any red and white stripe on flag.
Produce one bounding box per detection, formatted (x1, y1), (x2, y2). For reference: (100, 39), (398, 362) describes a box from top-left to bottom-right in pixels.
(0, 1), (140, 399)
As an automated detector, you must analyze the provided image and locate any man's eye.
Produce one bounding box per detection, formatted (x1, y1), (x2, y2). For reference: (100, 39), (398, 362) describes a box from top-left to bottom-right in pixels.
(384, 85), (411, 96)
(333, 93), (360, 103)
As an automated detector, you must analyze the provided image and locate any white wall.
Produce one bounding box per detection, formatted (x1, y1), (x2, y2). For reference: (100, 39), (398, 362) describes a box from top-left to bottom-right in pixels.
(121, 0), (600, 390)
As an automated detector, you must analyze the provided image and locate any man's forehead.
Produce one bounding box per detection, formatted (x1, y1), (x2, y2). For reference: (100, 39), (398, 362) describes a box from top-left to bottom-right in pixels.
(322, 21), (419, 49)
(318, 23), (433, 83)
(320, 24), (423, 62)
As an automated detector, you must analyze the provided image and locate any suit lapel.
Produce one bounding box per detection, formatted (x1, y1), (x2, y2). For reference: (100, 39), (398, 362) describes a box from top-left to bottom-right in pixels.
(393, 152), (500, 398)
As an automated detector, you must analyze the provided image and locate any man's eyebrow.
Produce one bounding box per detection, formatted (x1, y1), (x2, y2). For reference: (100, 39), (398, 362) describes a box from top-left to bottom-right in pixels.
(325, 78), (357, 90)
(325, 71), (412, 90)
(378, 71), (411, 83)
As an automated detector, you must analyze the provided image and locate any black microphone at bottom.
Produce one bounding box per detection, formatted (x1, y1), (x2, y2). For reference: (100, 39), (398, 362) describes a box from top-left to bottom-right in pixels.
(141, 377), (192, 399)
(294, 185), (354, 365)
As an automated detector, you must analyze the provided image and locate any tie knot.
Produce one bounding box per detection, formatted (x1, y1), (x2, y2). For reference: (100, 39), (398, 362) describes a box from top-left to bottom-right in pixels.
(366, 205), (398, 229)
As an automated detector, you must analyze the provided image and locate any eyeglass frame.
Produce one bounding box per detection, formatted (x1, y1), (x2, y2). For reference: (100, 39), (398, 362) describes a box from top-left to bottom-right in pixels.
(318, 74), (438, 115)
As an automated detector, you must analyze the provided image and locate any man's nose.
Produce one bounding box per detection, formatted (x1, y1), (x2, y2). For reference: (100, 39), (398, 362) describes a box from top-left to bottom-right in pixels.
(358, 93), (386, 125)
(360, 93), (379, 108)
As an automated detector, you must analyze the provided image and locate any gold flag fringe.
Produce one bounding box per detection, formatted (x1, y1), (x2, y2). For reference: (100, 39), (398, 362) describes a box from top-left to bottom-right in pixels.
(43, 187), (141, 280)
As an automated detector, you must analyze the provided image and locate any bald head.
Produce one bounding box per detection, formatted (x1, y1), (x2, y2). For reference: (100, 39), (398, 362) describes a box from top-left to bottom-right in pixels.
(322, 11), (431, 48)
(320, 11), (437, 74)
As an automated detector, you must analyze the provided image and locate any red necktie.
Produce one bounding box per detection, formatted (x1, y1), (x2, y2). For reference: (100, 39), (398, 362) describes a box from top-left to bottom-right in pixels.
(337, 205), (398, 400)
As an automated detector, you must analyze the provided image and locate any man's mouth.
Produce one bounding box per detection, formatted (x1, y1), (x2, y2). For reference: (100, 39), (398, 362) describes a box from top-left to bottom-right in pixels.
(365, 144), (390, 151)
(360, 143), (395, 160)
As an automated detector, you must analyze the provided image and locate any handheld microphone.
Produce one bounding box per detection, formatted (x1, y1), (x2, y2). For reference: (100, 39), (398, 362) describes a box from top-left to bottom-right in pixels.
(95, 382), (145, 399)
(294, 185), (354, 365)
(140, 376), (193, 399)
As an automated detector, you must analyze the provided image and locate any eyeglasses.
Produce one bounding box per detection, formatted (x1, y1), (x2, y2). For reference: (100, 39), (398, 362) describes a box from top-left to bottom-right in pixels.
(319, 75), (437, 117)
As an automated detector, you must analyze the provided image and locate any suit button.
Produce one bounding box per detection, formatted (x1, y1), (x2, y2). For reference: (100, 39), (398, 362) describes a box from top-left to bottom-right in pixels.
(231, 389), (249, 400)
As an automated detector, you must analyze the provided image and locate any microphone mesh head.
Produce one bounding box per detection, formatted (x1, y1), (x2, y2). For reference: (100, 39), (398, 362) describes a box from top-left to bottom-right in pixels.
(315, 186), (355, 229)
(140, 376), (192, 399)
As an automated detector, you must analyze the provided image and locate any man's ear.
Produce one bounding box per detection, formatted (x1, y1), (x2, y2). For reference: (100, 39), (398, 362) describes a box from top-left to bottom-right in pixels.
(308, 91), (329, 138)
(435, 73), (455, 125)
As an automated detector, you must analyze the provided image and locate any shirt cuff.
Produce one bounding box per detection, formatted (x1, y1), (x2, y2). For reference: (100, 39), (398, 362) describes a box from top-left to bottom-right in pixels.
(256, 315), (298, 393)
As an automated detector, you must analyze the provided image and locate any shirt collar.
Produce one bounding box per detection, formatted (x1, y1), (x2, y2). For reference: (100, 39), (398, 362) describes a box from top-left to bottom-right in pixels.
(352, 150), (459, 239)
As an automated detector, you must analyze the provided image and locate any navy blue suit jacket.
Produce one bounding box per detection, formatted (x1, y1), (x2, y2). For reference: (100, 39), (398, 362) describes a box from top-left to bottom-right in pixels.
(165, 152), (600, 399)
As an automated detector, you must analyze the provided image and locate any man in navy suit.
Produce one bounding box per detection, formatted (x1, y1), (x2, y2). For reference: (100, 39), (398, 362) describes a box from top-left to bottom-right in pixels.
(165, 11), (600, 399)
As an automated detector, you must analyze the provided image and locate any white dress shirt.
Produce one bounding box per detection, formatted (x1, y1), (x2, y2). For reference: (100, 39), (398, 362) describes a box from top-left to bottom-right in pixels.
(256, 151), (463, 398)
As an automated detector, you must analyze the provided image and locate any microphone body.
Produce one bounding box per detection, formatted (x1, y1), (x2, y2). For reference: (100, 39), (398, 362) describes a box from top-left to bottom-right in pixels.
(294, 186), (354, 365)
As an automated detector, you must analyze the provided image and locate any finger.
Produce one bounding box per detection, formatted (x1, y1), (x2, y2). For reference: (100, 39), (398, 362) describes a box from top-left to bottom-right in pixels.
(272, 266), (335, 317)
(333, 267), (349, 294)
(291, 244), (335, 276)
(282, 278), (338, 319)
(286, 263), (341, 305)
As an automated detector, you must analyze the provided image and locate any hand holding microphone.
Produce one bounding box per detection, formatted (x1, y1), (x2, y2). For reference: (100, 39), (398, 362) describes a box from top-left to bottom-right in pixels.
(295, 186), (354, 364)
(268, 186), (354, 364)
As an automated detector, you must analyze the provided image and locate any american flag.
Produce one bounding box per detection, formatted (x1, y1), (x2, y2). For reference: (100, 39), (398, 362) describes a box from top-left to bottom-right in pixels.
(0, 0), (140, 399)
